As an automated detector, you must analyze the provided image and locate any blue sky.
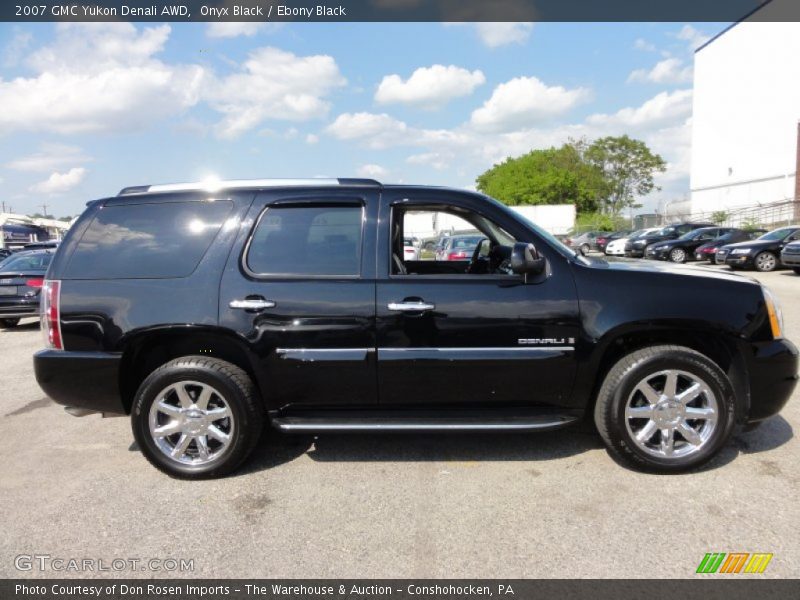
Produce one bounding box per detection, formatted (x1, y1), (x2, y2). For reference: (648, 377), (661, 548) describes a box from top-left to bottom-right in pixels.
(0, 21), (723, 217)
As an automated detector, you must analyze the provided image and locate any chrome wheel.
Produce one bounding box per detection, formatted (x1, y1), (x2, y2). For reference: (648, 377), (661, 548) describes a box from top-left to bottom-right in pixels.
(148, 381), (234, 466)
(670, 248), (686, 263)
(624, 369), (718, 459)
(755, 252), (776, 271)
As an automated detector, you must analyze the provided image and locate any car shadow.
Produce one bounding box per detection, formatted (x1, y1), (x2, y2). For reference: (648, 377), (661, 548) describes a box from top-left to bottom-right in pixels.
(0, 319), (39, 332)
(778, 271), (800, 277)
(237, 415), (793, 476)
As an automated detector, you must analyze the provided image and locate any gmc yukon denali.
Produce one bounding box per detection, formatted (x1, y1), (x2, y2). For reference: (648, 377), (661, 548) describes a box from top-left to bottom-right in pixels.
(33, 179), (798, 478)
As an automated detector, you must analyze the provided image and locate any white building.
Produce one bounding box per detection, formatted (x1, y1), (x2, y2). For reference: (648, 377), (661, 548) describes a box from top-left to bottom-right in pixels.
(690, 5), (800, 226)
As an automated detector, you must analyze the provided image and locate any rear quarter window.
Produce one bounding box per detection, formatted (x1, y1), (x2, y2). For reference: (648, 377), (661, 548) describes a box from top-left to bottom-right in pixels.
(63, 200), (233, 279)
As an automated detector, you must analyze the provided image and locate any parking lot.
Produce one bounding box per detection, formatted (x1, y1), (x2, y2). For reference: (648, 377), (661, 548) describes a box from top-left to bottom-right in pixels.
(0, 262), (798, 579)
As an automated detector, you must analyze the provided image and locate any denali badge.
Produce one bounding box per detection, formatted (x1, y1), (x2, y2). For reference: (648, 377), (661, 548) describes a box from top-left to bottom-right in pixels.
(518, 338), (575, 345)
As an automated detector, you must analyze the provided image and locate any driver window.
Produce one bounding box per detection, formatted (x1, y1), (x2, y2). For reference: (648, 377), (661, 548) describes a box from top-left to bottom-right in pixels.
(392, 207), (517, 276)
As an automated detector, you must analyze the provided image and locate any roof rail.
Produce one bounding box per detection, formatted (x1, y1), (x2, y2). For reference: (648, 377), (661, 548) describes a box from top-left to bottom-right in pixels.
(117, 178), (381, 196)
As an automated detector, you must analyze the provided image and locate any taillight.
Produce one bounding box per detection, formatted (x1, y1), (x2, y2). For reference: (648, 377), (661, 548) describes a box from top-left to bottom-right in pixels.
(26, 278), (44, 288)
(702, 247), (714, 254)
(41, 279), (63, 350)
(448, 251), (468, 260)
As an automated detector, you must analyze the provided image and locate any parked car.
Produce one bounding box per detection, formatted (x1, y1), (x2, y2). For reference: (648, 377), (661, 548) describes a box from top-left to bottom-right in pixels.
(34, 178), (797, 478)
(604, 228), (659, 256)
(780, 241), (800, 274)
(596, 230), (632, 254)
(565, 230), (605, 254)
(0, 249), (53, 328)
(717, 226), (800, 272)
(645, 227), (735, 263)
(695, 229), (767, 263)
(434, 233), (484, 261)
(625, 222), (715, 258)
(0, 248), (11, 261)
(403, 237), (419, 261)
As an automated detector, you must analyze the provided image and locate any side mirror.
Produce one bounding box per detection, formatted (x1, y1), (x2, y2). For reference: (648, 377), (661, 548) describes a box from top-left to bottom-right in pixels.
(511, 242), (546, 277)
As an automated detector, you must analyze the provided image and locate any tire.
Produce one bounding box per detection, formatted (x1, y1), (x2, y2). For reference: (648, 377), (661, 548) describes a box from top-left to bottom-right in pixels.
(132, 356), (264, 479)
(0, 318), (20, 328)
(594, 345), (736, 473)
(669, 248), (687, 263)
(753, 251), (777, 272)
(793, 268), (800, 275)
(580, 243), (590, 255)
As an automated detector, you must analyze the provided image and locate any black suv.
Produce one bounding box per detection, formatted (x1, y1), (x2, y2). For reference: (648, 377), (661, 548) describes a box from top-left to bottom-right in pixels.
(625, 222), (715, 258)
(34, 179), (798, 478)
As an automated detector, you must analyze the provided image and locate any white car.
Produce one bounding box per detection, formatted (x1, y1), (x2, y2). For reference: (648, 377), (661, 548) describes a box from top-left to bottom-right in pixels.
(604, 228), (660, 256)
(403, 237), (419, 261)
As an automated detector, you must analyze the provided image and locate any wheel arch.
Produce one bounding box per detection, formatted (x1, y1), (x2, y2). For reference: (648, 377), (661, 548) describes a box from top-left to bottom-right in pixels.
(118, 326), (263, 414)
(584, 325), (749, 423)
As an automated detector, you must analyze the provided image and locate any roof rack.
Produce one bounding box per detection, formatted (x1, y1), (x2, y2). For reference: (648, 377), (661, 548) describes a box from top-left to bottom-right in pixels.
(117, 178), (381, 196)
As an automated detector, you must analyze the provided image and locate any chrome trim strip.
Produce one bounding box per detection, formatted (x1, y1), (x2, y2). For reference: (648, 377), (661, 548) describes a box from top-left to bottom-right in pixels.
(378, 346), (573, 361)
(275, 348), (374, 362)
(273, 417), (578, 432)
(122, 178), (343, 195)
(380, 346), (574, 352)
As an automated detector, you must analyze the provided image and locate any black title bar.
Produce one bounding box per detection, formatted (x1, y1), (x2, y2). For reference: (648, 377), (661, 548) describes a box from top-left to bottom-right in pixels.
(3, 0), (800, 23)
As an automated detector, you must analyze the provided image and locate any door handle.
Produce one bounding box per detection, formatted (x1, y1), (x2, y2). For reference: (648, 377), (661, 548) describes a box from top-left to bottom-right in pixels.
(229, 298), (276, 311)
(387, 301), (435, 312)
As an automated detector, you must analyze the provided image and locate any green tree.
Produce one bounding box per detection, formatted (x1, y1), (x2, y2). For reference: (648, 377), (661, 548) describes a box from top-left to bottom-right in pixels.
(475, 140), (606, 213)
(711, 210), (729, 225)
(585, 135), (666, 219)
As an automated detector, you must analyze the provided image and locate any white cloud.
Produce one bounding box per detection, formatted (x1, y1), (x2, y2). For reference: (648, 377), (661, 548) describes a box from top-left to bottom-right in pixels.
(29, 167), (86, 194)
(325, 112), (409, 148)
(206, 47), (346, 139)
(3, 27), (32, 67)
(634, 38), (656, 52)
(375, 65), (485, 108)
(675, 25), (711, 51)
(470, 76), (590, 133)
(446, 23), (534, 48)
(6, 143), (90, 172)
(305, 133), (319, 144)
(356, 164), (389, 178)
(406, 152), (453, 170)
(628, 58), (693, 84)
(0, 23), (205, 135)
(587, 89), (692, 130)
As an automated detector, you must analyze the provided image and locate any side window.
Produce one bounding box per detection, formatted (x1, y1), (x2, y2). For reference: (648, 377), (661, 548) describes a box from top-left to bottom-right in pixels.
(65, 200), (233, 279)
(246, 205), (362, 276)
(787, 230), (800, 242)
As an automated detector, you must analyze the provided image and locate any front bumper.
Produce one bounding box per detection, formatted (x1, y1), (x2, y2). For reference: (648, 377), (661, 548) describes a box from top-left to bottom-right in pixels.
(625, 245), (646, 258)
(724, 253), (755, 268)
(34, 350), (126, 414)
(744, 339), (799, 422)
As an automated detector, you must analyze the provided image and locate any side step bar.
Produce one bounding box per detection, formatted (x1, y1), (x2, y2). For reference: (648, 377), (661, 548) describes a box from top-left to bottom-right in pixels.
(271, 414), (579, 433)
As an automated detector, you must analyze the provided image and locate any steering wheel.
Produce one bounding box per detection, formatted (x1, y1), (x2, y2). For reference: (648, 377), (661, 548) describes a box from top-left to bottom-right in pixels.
(467, 238), (491, 274)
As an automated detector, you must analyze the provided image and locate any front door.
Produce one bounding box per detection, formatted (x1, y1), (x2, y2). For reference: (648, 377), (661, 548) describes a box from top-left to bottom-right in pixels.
(220, 189), (379, 411)
(375, 191), (580, 409)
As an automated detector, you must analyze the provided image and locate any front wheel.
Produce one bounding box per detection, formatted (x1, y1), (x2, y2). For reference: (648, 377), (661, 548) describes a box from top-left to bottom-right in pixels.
(0, 318), (20, 328)
(754, 251), (778, 272)
(594, 345), (736, 473)
(132, 356), (264, 479)
(669, 248), (687, 263)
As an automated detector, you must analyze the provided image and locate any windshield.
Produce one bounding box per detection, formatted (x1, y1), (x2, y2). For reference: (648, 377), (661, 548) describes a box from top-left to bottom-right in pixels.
(657, 226), (676, 236)
(679, 228), (712, 241)
(758, 228), (796, 241)
(0, 252), (52, 272)
(483, 195), (576, 257)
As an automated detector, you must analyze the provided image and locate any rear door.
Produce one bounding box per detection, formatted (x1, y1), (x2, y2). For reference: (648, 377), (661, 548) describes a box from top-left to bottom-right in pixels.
(219, 188), (379, 411)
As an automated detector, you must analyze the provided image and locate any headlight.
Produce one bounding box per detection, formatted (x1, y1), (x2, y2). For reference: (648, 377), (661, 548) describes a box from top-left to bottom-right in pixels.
(763, 286), (784, 339)
(730, 248), (752, 255)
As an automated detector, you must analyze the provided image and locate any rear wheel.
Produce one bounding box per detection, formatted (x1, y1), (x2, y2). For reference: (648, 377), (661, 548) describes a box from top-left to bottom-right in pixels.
(594, 345), (736, 473)
(132, 356), (264, 479)
(669, 248), (687, 263)
(793, 268), (800, 275)
(0, 318), (20, 328)
(754, 251), (778, 272)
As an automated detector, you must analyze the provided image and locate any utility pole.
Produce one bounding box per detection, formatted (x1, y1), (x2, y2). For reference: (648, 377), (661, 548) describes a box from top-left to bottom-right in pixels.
(39, 203), (49, 218)
(1, 201), (6, 213)
(795, 122), (800, 222)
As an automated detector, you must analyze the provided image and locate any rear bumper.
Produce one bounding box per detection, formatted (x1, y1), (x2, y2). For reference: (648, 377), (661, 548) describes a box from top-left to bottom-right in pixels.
(0, 300), (39, 319)
(34, 350), (126, 415)
(744, 339), (799, 422)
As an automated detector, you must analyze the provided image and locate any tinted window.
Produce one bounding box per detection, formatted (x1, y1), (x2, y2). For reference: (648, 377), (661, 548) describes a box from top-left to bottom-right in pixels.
(247, 205), (362, 276)
(65, 200), (233, 279)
